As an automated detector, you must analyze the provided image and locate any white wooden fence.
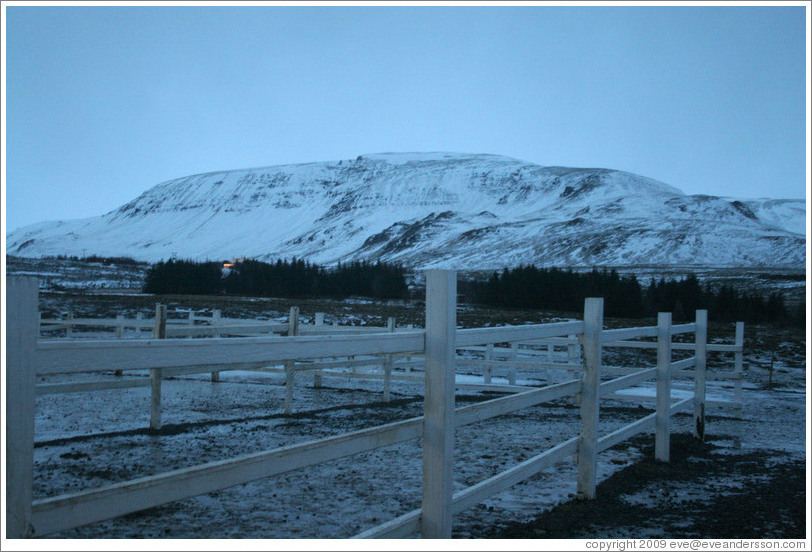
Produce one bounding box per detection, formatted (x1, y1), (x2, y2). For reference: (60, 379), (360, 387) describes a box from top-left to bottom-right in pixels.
(6, 271), (727, 539)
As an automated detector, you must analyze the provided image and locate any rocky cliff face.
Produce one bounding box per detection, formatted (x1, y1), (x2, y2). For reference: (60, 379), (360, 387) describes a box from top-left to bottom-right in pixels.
(7, 152), (805, 269)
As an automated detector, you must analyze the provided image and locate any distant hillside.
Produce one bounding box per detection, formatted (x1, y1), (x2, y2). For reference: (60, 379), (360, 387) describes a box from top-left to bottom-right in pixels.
(7, 152), (805, 269)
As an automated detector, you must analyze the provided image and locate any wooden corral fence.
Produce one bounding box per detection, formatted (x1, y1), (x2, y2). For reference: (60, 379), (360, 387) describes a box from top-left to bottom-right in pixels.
(6, 271), (740, 539)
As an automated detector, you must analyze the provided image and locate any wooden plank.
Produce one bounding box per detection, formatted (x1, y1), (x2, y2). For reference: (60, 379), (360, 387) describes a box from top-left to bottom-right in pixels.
(455, 383), (531, 393)
(598, 341), (738, 352)
(455, 359), (578, 370)
(733, 322), (744, 411)
(655, 312), (672, 462)
(452, 436), (579, 515)
(383, 317), (396, 402)
(421, 269), (456, 538)
(30, 416), (425, 537)
(669, 396), (694, 415)
(352, 509), (421, 539)
(694, 310), (708, 440)
(597, 413), (656, 453)
(163, 361), (280, 377)
(211, 310), (221, 382)
(284, 307), (299, 415)
(670, 323), (696, 335)
(454, 380), (580, 427)
(483, 343), (494, 384)
(34, 331), (427, 375)
(577, 297), (603, 500)
(601, 326), (658, 342)
(150, 304), (166, 430)
(294, 357), (384, 372)
(671, 357), (696, 371)
(598, 368), (657, 397)
(508, 342), (518, 385)
(6, 277), (39, 538)
(36, 379), (151, 395)
(165, 324), (280, 337)
(455, 321), (584, 348)
(607, 393), (730, 408)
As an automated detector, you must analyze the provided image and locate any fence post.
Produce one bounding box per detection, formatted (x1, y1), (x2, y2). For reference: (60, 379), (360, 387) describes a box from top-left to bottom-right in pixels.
(484, 343), (493, 384)
(655, 312), (672, 462)
(421, 269), (456, 538)
(114, 315), (125, 376)
(693, 310), (708, 441)
(508, 342), (518, 385)
(6, 277), (38, 538)
(211, 309), (221, 382)
(66, 311), (74, 337)
(313, 313), (324, 389)
(568, 334), (580, 404)
(383, 317), (396, 401)
(577, 297), (603, 500)
(733, 322), (744, 415)
(284, 306), (300, 415)
(150, 304), (167, 430)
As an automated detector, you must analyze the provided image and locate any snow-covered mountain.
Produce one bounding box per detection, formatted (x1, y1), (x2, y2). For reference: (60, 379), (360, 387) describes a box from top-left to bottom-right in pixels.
(6, 152), (806, 269)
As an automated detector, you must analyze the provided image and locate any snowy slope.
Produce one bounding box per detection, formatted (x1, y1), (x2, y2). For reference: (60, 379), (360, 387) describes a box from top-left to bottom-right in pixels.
(6, 153), (805, 269)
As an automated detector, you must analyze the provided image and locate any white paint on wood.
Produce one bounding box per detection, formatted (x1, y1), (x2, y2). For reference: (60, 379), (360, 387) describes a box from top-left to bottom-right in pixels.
(693, 310), (708, 440)
(670, 357), (696, 371)
(36, 379), (151, 396)
(454, 380), (580, 427)
(600, 325), (658, 342)
(452, 436), (579, 515)
(484, 343), (493, 384)
(353, 510), (421, 539)
(284, 306), (300, 415)
(6, 277), (38, 538)
(734, 321), (744, 412)
(655, 312), (672, 462)
(508, 342), (518, 385)
(421, 270), (456, 538)
(669, 396), (694, 415)
(669, 323), (697, 335)
(455, 321), (584, 347)
(150, 304), (167, 430)
(210, 310), (222, 381)
(576, 297), (603, 500)
(597, 413), (656, 453)
(383, 317), (396, 401)
(598, 367), (657, 397)
(34, 331), (427, 375)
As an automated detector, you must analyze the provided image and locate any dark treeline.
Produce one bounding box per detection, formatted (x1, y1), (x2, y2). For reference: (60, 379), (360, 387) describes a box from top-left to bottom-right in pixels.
(459, 266), (795, 325)
(143, 258), (408, 300)
(53, 254), (144, 266)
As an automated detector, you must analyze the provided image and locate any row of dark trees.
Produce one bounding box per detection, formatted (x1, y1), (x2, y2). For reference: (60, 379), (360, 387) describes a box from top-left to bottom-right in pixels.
(143, 258), (798, 326)
(459, 266), (794, 325)
(143, 258), (409, 300)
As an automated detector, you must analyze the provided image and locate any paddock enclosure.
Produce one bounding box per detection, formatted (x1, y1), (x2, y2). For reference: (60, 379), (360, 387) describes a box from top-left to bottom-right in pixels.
(5, 271), (745, 539)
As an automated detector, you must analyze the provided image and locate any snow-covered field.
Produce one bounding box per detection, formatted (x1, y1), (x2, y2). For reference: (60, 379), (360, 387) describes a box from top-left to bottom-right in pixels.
(29, 329), (806, 540)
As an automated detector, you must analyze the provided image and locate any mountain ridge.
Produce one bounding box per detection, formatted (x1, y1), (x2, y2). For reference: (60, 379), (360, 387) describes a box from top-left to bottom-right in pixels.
(7, 152), (805, 269)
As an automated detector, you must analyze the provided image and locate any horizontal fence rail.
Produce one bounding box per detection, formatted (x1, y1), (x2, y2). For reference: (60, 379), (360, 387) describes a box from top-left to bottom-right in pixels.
(34, 332), (426, 375)
(6, 273), (744, 539)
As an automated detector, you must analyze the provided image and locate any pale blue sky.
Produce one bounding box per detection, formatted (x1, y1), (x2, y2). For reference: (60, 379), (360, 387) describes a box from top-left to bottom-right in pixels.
(4, 4), (808, 231)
